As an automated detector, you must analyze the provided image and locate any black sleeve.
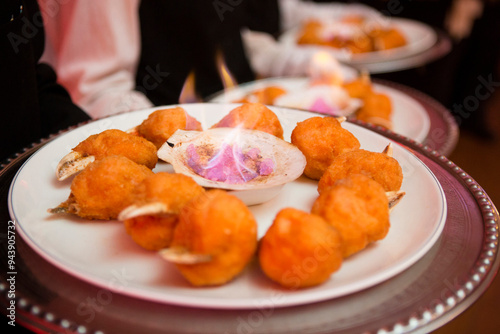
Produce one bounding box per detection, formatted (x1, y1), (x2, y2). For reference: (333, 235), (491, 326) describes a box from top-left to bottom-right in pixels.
(0, 0), (90, 161)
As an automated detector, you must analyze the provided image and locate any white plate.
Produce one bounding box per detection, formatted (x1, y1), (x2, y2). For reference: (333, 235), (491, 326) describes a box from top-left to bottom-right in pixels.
(280, 18), (438, 65)
(210, 78), (430, 143)
(8, 103), (446, 309)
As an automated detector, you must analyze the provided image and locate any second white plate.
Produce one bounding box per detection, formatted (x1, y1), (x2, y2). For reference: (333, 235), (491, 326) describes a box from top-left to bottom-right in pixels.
(209, 78), (431, 143)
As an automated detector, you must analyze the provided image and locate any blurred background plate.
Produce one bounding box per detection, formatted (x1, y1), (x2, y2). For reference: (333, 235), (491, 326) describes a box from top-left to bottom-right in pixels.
(209, 78), (431, 143)
(279, 18), (438, 65)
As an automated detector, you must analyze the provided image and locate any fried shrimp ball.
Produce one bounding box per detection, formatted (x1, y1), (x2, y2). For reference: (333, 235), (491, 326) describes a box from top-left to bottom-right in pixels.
(259, 208), (343, 288)
(291, 116), (360, 180)
(72, 129), (158, 168)
(119, 173), (205, 251)
(49, 156), (154, 220)
(56, 129), (158, 180)
(312, 174), (390, 258)
(161, 190), (258, 286)
(342, 73), (372, 99)
(318, 148), (403, 194)
(136, 107), (203, 148)
(211, 103), (284, 139)
(236, 86), (287, 105)
(355, 92), (392, 129)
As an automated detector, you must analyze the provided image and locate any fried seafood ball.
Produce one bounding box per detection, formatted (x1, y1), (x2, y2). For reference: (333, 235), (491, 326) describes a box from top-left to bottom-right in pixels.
(72, 129), (158, 168)
(121, 173), (205, 251)
(297, 21), (328, 46)
(56, 129), (158, 181)
(317, 148), (403, 194)
(211, 103), (284, 139)
(355, 92), (392, 129)
(236, 86), (287, 105)
(136, 107), (203, 148)
(50, 156), (154, 220)
(290, 116), (360, 180)
(166, 190), (258, 286)
(342, 74), (372, 100)
(370, 28), (406, 50)
(258, 208), (343, 288)
(312, 174), (390, 258)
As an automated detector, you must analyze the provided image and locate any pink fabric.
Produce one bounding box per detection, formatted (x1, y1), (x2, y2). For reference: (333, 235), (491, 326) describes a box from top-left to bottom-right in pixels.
(39, 0), (153, 119)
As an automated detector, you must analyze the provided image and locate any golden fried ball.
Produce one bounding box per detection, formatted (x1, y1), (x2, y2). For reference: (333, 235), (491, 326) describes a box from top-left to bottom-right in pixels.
(236, 86), (287, 105)
(259, 208), (343, 288)
(62, 156), (154, 220)
(318, 148), (403, 194)
(123, 173), (205, 251)
(342, 76), (373, 100)
(73, 129), (158, 169)
(170, 190), (258, 286)
(211, 103), (284, 139)
(137, 107), (203, 149)
(312, 174), (390, 258)
(124, 215), (178, 251)
(291, 116), (360, 180)
(355, 92), (392, 129)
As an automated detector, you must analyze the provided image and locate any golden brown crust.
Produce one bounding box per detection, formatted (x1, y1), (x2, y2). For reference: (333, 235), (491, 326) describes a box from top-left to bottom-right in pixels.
(291, 116), (360, 180)
(318, 149), (403, 193)
(211, 103), (284, 139)
(170, 190), (258, 286)
(259, 208), (343, 288)
(67, 156), (154, 220)
(312, 174), (390, 258)
(73, 129), (158, 169)
(137, 107), (203, 149)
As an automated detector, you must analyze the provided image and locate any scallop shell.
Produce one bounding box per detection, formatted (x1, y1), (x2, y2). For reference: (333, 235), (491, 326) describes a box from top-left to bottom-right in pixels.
(157, 128), (306, 205)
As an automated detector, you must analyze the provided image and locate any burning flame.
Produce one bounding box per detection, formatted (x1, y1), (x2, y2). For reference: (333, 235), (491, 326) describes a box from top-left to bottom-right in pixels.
(179, 71), (202, 103)
(308, 51), (344, 87)
(186, 132), (274, 184)
(216, 50), (238, 90)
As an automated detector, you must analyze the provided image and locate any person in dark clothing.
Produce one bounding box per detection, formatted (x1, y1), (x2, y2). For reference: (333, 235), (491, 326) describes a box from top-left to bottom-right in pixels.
(135, 0), (281, 105)
(0, 0), (91, 161)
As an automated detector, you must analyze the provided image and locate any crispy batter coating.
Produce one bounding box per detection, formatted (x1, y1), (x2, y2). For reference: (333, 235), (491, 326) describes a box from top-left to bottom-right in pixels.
(370, 28), (406, 50)
(342, 76), (373, 100)
(259, 208), (343, 288)
(137, 107), (203, 149)
(318, 148), (403, 193)
(291, 116), (360, 180)
(296, 19), (406, 54)
(312, 174), (390, 257)
(170, 190), (258, 286)
(236, 86), (287, 105)
(123, 173), (205, 250)
(297, 21), (328, 46)
(57, 156), (154, 220)
(125, 215), (178, 251)
(211, 103), (284, 139)
(73, 129), (158, 169)
(355, 92), (392, 129)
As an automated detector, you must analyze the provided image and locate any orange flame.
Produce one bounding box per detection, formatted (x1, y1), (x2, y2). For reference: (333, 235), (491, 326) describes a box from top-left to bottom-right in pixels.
(216, 50), (238, 90)
(308, 51), (344, 87)
(179, 71), (202, 103)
